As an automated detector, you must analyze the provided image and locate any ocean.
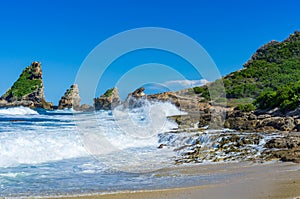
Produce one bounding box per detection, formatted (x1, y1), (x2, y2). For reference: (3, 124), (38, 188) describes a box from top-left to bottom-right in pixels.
(0, 101), (230, 197)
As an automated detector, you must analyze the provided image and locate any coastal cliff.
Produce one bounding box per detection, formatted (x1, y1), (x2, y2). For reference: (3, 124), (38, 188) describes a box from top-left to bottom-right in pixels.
(0, 62), (52, 109)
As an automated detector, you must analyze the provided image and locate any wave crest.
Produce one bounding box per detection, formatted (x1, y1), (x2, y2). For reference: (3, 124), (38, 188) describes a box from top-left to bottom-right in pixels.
(0, 106), (39, 115)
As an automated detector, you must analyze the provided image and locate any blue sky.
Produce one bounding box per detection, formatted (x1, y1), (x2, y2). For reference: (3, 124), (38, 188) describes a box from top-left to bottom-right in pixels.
(0, 0), (299, 104)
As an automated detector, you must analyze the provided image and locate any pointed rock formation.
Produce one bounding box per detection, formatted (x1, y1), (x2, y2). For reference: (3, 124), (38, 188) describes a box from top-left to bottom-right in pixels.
(58, 84), (81, 110)
(124, 87), (147, 108)
(0, 61), (52, 109)
(94, 88), (121, 110)
(128, 87), (146, 99)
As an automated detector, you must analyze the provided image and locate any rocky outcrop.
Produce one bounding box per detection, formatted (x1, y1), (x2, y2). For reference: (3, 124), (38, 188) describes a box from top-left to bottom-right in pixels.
(147, 89), (209, 113)
(0, 61), (52, 109)
(94, 88), (121, 110)
(168, 107), (300, 132)
(224, 111), (298, 132)
(169, 130), (300, 164)
(58, 84), (81, 110)
(124, 87), (147, 108)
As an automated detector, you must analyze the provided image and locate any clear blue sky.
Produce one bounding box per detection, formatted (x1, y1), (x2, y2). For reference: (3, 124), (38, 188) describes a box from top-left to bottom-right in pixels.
(0, 0), (299, 104)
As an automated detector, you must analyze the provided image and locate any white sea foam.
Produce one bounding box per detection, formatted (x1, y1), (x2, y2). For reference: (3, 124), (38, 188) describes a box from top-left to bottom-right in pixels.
(0, 106), (38, 115)
(0, 101), (182, 169)
(74, 100), (182, 172)
(47, 108), (81, 114)
(0, 129), (88, 168)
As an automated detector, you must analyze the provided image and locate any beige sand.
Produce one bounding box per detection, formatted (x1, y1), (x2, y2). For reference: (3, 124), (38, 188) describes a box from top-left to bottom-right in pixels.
(45, 162), (300, 199)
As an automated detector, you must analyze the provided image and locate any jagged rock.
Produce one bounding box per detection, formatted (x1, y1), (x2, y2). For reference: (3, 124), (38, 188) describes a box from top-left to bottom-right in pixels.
(257, 117), (295, 131)
(170, 130), (300, 164)
(224, 117), (258, 131)
(148, 91), (178, 103)
(282, 117), (295, 131)
(168, 108), (300, 132)
(169, 113), (202, 129)
(58, 84), (81, 110)
(94, 88), (121, 110)
(148, 90), (204, 112)
(263, 134), (300, 163)
(265, 137), (300, 149)
(0, 61), (52, 109)
(124, 87), (147, 108)
(130, 87), (145, 98)
(248, 113), (257, 120)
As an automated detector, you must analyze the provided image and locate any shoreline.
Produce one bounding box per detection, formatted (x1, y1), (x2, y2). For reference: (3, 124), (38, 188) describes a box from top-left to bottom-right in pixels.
(42, 162), (300, 199)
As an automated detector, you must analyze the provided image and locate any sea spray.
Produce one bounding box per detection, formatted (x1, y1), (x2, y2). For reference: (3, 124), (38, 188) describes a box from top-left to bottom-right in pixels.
(76, 99), (183, 172)
(0, 106), (39, 115)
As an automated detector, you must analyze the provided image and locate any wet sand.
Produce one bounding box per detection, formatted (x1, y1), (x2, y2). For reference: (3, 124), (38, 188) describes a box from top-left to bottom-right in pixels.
(46, 162), (300, 199)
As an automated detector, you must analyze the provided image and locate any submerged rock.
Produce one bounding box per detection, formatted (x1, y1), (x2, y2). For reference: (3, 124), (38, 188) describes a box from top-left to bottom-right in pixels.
(58, 84), (81, 110)
(0, 61), (52, 109)
(94, 88), (121, 110)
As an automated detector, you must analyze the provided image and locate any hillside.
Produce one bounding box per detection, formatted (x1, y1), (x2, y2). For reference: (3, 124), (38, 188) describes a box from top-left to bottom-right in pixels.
(194, 31), (300, 109)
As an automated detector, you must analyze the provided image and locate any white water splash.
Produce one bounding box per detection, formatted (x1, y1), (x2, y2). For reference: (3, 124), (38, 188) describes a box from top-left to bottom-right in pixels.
(0, 106), (38, 115)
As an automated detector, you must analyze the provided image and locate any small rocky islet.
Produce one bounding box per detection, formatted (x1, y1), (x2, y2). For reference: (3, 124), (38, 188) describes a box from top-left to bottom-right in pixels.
(1, 31), (300, 164)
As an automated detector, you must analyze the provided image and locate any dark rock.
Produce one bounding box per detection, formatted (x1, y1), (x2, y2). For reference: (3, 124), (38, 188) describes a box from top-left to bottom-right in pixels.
(130, 87), (145, 98)
(58, 84), (81, 110)
(281, 117), (295, 131)
(280, 150), (300, 163)
(257, 117), (295, 131)
(248, 113), (257, 120)
(168, 113), (202, 129)
(263, 135), (300, 163)
(224, 117), (258, 131)
(94, 88), (121, 110)
(158, 144), (167, 149)
(265, 136), (300, 149)
(295, 119), (300, 131)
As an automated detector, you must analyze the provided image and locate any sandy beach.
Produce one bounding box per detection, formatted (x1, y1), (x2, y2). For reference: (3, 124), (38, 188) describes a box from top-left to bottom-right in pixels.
(45, 162), (300, 199)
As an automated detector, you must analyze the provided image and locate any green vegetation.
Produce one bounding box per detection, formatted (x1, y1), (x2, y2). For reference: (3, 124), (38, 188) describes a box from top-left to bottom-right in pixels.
(193, 86), (210, 100)
(255, 81), (300, 111)
(193, 31), (300, 110)
(2, 65), (42, 100)
(103, 88), (114, 97)
(227, 98), (254, 107)
(223, 59), (300, 99)
(235, 103), (256, 112)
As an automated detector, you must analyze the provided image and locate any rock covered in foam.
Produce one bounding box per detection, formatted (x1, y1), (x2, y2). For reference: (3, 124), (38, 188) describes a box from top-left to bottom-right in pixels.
(124, 87), (147, 109)
(0, 61), (52, 109)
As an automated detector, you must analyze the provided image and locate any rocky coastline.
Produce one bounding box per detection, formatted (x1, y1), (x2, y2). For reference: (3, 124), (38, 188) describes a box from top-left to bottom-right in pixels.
(93, 86), (300, 164)
(1, 30), (300, 165)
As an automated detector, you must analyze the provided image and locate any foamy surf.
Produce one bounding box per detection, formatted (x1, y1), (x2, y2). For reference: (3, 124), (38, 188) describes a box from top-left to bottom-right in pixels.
(0, 106), (39, 115)
(0, 101), (191, 197)
(0, 101), (181, 170)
